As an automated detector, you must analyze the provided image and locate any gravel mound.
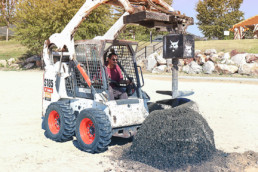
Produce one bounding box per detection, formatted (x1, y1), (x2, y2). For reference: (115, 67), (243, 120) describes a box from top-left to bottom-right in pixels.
(129, 100), (216, 169)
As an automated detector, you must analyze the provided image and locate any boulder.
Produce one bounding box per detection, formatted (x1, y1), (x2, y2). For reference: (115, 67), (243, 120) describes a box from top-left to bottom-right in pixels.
(152, 65), (167, 73)
(196, 54), (207, 65)
(36, 60), (42, 67)
(217, 52), (224, 58)
(231, 54), (247, 66)
(182, 65), (190, 74)
(189, 61), (202, 74)
(230, 49), (240, 57)
(156, 54), (167, 65)
(203, 61), (215, 74)
(137, 59), (146, 69)
(178, 59), (184, 66)
(166, 59), (173, 67)
(183, 61), (202, 74)
(204, 49), (217, 55)
(10, 64), (20, 69)
(221, 52), (230, 62)
(0, 60), (7, 67)
(146, 53), (157, 71)
(183, 58), (193, 65)
(209, 54), (219, 63)
(24, 63), (35, 69)
(246, 54), (258, 63)
(238, 63), (258, 75)
(195, 49), (201, 56)
(25, 55), (41, 63)
(215, 64), (238, 74)
(7, 58), (15, 65)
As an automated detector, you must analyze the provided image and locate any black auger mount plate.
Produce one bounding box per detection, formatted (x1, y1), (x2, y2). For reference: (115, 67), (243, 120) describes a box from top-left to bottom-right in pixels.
(123, 11), (194, 32)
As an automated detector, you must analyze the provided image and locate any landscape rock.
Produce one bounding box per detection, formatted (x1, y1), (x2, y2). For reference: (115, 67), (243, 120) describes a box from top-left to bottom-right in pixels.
(196, 54), (206, 65)
(36, 60), (42, 67)
(137, 59), (146, 69)
(25, 55), (41, 63)
(0, 60), (7, 67)
(10, 64), (20, 69)
(152, 65), (167, 73)
(182, 65), (190, 74)
(210, 54), (219, 63)
(215, 64), (238, 74)
(183, 58), (193, 65)
(221, 53), (235, 65)
(195, 49), (201, 56)
(204, 49), (217, 55)
(217, 52), (225, 58)
(221, 52), (230, 62)
(203, 61), (215, 74)
(189, 61), (202, 74)
(156, 54), (166, 65)
(166, 59), (173, 67)
(7, 58), (15, 65)
(24, 63), (35, 69)
(245, 54), (258, 63)
(230, 49), (242, 57)
(231, 54), (247, 66)
(238, 63), (258, 75)
(146, 53), (157, 71)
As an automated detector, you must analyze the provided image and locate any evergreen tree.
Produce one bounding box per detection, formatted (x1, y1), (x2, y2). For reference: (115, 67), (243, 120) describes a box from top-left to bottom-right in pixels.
(196, 0), (244, 39)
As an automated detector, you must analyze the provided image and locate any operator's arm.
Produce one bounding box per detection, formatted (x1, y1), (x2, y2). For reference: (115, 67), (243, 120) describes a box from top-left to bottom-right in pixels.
(117, 65), (132, 85)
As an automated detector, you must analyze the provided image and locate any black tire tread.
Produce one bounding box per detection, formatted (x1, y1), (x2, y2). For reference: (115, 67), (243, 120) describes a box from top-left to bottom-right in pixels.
(76, 108), (112, 153)
(44, 101), (76, 142)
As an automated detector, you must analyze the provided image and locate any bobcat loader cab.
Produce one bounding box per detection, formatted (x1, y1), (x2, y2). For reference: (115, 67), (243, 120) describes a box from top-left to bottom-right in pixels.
(42, 0), (193, 153)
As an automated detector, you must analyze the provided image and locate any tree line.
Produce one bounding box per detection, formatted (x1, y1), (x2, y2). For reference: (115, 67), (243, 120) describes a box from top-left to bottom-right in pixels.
(0, 0), (244, 55)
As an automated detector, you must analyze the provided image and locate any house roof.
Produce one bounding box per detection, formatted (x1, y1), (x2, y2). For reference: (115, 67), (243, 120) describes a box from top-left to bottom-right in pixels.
(231, 15), (258, 30)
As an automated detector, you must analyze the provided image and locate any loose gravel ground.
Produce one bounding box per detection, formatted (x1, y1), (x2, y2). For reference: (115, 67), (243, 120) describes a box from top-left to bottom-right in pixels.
(0, 71), (258, 171)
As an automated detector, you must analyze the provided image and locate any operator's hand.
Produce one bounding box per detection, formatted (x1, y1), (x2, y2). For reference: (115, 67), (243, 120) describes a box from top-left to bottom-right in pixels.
(125, 79), (131, 85)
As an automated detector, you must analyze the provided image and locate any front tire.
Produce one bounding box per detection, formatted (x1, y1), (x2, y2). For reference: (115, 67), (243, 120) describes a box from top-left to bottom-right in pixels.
(75, 109), (112, 153)
(44, 101), (76, 142)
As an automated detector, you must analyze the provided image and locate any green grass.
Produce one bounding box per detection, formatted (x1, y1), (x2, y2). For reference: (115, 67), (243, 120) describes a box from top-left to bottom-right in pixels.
(0, 40), (28, 60)
(195, 39), (258, 53)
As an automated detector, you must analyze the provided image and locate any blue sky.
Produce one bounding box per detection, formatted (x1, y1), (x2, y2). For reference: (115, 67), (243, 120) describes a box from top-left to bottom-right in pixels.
(173, 0), (258, 37)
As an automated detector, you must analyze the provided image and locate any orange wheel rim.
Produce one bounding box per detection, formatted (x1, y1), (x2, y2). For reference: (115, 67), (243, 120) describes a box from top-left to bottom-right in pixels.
(80, 118), (95, 144)
(48, 110), (60, 134)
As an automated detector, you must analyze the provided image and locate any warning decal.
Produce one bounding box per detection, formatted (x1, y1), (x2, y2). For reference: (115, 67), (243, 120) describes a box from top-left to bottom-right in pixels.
(44, 87), (53, 93)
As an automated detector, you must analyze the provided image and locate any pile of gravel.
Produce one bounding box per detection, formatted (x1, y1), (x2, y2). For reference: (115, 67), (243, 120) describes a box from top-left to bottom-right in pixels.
(128, 100), (216, 169)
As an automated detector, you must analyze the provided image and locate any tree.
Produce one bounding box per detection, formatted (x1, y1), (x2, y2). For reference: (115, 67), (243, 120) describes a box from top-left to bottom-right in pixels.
(14, 0), (113, 55)
(0, 0), (16, 41)
(196, 0), (244, 39)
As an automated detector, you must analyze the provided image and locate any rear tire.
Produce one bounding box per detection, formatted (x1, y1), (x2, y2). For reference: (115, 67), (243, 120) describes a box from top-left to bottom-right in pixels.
(44, 101), (76, 142)
(75, 108), (112, 153)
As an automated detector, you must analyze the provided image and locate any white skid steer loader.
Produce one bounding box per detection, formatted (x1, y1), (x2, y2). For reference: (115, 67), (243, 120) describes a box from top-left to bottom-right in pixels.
(42, 0), (194, 153)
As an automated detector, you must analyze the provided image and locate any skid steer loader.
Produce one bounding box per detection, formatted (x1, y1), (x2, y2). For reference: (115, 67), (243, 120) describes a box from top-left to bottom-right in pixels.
(42, 0), (194, 153)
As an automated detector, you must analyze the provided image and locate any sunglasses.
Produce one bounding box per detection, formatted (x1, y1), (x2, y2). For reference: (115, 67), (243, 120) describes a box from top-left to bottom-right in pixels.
(112, 59), (118, 62)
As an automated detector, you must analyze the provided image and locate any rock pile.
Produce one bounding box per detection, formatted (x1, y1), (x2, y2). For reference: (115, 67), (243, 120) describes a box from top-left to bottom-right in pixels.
(128, 100), (216, 169)
(0, 55), (42, 69)
(138, 49), (258, 76)
(22, 55), (42, 69)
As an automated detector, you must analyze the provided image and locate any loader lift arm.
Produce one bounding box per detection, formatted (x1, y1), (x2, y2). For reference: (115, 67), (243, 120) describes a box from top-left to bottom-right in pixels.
(43, 0), (193, 99)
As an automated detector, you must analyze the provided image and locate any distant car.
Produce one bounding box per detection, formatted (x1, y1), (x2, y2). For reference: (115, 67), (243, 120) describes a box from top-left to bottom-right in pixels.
(152, 35), (163, 42)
